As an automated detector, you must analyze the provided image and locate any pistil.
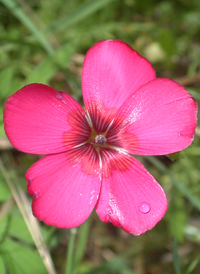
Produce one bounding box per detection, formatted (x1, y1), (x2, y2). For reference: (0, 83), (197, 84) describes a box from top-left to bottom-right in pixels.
(95, 135), (107, 146)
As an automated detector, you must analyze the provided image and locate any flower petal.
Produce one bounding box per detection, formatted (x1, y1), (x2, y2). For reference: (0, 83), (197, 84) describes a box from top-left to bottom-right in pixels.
(96, 151), (167, 235)
(26, 145), (101, 228)
(4, 84), (90, 154)
(107, 78), (198, 155)
(82, 40), (156, 132)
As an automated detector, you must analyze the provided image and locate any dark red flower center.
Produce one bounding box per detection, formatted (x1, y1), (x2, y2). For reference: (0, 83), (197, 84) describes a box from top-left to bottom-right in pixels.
(63, 108), (134, 177)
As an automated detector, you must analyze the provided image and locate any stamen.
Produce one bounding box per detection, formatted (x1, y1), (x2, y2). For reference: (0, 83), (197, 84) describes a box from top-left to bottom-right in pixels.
(96, 149), (103, 181)
(95, 135), (107, 145)
(72, 141), (88, 149)
(85, 111), (93, 127)
(104, 118), (114, 134)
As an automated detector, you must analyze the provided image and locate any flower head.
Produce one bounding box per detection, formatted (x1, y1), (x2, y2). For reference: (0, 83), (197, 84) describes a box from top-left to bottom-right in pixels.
(3, 40), (198, 235)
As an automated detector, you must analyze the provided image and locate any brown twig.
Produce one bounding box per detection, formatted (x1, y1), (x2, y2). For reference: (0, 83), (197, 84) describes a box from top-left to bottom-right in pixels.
(195, 127), (200, 137)
(175, 72), (200, 86)
(16, 0), (60, 48)
(0, 137), (13, 150)
(0, 158), (57, 274)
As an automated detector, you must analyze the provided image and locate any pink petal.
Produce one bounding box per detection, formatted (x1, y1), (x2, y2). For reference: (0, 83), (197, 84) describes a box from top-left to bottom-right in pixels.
(96, 150), (168, 235)
(26, 144), (101, 228)
(4, 84), (90, 154)
(107, 78), (198, 155)
(82, 40), (156, 133)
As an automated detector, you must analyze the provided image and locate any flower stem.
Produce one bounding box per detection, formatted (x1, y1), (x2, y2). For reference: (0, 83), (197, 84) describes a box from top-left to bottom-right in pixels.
(74, 219), (90, 268)
(65, 228), (77, 274)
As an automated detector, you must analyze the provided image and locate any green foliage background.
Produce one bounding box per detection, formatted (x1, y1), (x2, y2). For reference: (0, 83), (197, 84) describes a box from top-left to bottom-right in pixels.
(0, 0), (200, 273)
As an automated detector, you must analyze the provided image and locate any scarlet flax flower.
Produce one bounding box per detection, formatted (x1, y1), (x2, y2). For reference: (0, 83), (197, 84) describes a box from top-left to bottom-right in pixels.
(4, 40), (198, 235)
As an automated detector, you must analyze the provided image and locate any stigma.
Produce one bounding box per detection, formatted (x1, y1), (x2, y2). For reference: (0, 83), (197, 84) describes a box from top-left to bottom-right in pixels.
(94, 135), (107, 146)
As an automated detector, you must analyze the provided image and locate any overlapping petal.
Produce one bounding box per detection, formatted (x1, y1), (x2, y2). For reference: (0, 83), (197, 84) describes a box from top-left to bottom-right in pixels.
(82, 40), (156, 132)
(26, 144), (101, 228)
(4, 84), (90, 154)
(107, 78), (198, 155)
(96, 150), (168, 235)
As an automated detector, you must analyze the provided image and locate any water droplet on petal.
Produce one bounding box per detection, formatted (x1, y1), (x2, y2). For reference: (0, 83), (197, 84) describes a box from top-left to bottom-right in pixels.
(57, 92), (62, 99)
(139, 202), (151, 214)
(57, 92), (67, 104)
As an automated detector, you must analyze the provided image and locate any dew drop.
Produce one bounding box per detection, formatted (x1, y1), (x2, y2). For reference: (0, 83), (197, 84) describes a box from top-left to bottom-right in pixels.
(57, 92), (62, 99)
(107, 209), (111, 215)
(57, 92), (66, 104)
(139, 202), (151, 214)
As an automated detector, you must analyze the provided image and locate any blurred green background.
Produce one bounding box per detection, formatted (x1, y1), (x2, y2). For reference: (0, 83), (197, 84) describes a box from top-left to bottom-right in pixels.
(0, 0), (200, 273)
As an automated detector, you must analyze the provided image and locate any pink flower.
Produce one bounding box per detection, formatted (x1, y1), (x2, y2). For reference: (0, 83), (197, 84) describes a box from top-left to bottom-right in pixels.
(4, 40), (198, 235)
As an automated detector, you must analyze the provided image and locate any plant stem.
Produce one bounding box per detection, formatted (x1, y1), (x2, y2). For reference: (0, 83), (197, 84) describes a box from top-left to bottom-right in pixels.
(173, 238), (182, 274)
(65, 228), (77, 274)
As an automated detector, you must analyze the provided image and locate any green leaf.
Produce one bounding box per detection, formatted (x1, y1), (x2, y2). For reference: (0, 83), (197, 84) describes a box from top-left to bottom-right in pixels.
(158, 28), (176, 56)
(9, 212), (34, 244)
(0, 256), (6, 274)
(0, 125), (6, 137)
(24, 57), (57, 85)
(3, 207), (51, 246)
(188, 89), (200, 103)
(53, 43), (75, 68)
(0, 177), (11, 201)
(0, 66), (14, 99)
(166, 152), (184, 161)
(23, 43), (75, 85)
(0, 238), (48, 274)
(0, 215), (10, 243)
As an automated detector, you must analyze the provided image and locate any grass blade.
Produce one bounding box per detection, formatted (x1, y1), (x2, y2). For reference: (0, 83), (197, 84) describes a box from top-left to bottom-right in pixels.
(46, 0), (117, 33)
(74, 218), (90, 269)
(147, 156), (200, 210)
(0, 157), (57, 274)
(0, 0), (54, 55)
(22, 42), (75, 86)
(65, 228), (77, 274)
(173, 238), (182, 274)
(186, 254), (200, 273)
